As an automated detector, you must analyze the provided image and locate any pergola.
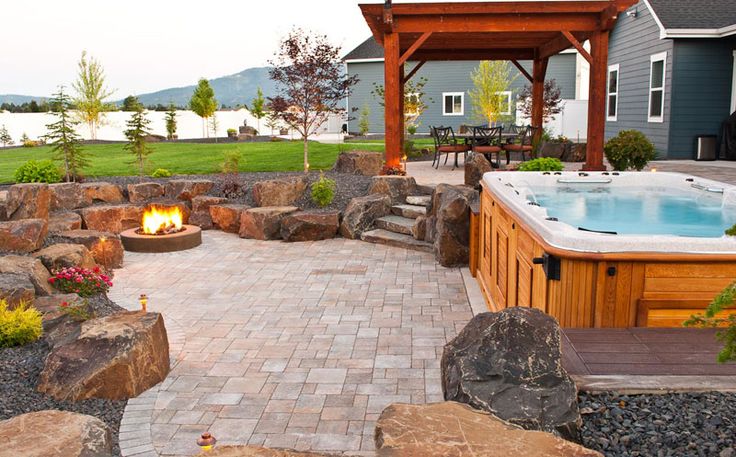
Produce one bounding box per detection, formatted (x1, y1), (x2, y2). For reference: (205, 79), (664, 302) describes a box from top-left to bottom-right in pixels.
(359, 0), (637, 171)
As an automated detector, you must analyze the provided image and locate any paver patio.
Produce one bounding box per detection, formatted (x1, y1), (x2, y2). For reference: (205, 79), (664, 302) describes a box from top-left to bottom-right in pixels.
(109, 231), (473, 456)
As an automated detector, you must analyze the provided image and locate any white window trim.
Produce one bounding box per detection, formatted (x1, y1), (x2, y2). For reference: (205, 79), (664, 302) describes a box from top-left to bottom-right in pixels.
(731, 50), (736, 114)
(496, 91), (513, 115)
(648, 52), (667, 123)
(442, 92), (464, 116)
(607, 64), (620, 122)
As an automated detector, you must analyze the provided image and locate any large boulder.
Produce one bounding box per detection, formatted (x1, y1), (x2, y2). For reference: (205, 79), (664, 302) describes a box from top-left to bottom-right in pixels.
(252, 177), (308, 207)
(0, 410), (113, 457)
(165, 179), (215, 201)
(368, 176), (417, 204)
(38, 311), (170, 401)
(0, 219), (48, 253)
(127, 182), (164, 203)
(280, 211), (340, 242)
(49, 182), (85, 211)
(5, 183), (50, 220)
(53, 230), (124, 270)
(0, 273), (35, 308)
(239, 206), (299, 240)
(198, 446), (340, 457)
(431, 184), (478, 267)
(375, 402), (601, 457)
(441, 307), (581, 439)
(48, 211), (83, 233)
(33, 243), (96, 271)
(0, 255), (54, 296)
(332, 150), (383, 176)
(464, 153), (493, 190)
(210, 204), (249, 233)
(81, 182), (124, 205)
(0, 191), (7, 221)
(80, 204), (142, 233)
(190, 196), (228, 230)
(339, 194), (391, 240)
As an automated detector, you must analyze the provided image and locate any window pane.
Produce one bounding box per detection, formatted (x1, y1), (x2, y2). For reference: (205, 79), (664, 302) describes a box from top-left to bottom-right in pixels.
(651, 60), (664, 88)
(444, 95), (453, 114)
(608, 95), (617, 117)
(650, 89), (663, 117)
(453, 96), (462, 113)
(608, 71), (618, 93)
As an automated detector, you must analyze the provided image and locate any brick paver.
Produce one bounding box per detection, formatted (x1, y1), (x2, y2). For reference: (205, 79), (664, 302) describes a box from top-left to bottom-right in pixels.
(110, 231), (472, 456)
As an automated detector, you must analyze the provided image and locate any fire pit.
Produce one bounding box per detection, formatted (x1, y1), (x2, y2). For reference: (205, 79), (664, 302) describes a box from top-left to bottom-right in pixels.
(121, 206), (202, 253)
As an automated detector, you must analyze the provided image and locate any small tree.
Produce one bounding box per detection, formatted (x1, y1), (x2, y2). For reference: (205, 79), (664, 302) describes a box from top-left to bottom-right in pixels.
(189, 78), (218, 138)
(268, 29), (359, 172)
(45, 86), (87, 182)
(246, 87), (266, 133)
(469, 61), (518, 127)
(0, 125), (12, 147)
(209, 113), (219, 143)
(358, 104), (371, 136)
(265, 110), (280, 136)
(165, 103), (177, 140)
(517, 79), (564, 124)
(685, 281), (736, 363)
(121, 95), (141, 111)
(72, 51), (115, 139)
(371, 76), (432, 132)
(123, 105), (153, 181)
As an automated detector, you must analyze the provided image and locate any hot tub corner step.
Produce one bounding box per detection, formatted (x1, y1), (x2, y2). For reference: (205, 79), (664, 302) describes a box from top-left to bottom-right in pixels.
(392, 204), (427, 219)
(361, 229), (433, 253)
(375, 215), (414, 236)
(406, 195), (432, 207)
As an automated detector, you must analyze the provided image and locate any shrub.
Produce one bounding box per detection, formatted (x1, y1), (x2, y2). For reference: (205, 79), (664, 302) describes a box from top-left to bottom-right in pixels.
(381, 164), (407, 176)
(518, 157), (564, 172)
(311, 173), (336, 208)
(13, 159), (62, 183)
(221, 150), (242, 174)
(604, 130), (656, 171)
(48, 266), (112, 297)
(684, 281), (736, 363)
(726, 224), (736, 237)
(0, 300), (42, 348)
(226, 128), (237, 136)
(151, 168), (172, 178)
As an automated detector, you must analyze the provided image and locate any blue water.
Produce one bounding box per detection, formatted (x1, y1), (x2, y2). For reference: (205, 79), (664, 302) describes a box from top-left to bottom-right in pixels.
(528, 186), (736, 238)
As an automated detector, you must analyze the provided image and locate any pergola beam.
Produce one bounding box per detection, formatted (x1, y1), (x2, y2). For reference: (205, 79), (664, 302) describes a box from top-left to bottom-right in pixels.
(411, 49), (537, 61)
(399, 32), (432, 65)
(393, 15), (601, 34)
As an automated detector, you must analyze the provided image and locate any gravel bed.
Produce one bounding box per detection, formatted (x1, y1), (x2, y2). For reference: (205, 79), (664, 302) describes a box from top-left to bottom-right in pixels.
(579, 392), (736, 457)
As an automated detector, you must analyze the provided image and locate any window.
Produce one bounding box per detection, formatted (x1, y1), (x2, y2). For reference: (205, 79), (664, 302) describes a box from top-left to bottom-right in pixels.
(495, 91), (513, 116)
(443, 92), (464, 116)
(607, 64), (619, 121)
(648, 52), (666, 123)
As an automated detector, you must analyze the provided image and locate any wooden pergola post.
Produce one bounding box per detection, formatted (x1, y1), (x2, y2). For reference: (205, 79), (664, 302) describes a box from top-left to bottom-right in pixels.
(531, 58), (549, 141)
(384, 31), (403, 168)
(584, 30), (610, 171)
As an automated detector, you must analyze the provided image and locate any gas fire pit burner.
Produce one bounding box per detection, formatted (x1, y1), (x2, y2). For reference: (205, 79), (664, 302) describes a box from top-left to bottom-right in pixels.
(121, 225), (202, 253)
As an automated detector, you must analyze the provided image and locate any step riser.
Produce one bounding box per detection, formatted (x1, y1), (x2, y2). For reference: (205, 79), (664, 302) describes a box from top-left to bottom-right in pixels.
(392, 205), (426, 219)
(375, 219), (413, 236)
(361, 229), (433, 253)
(406, 195), (432, 208)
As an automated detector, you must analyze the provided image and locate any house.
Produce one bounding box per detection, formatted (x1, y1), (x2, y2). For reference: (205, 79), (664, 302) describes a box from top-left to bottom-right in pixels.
(344, 37), (584, 136)
(605, 0), (736, 158)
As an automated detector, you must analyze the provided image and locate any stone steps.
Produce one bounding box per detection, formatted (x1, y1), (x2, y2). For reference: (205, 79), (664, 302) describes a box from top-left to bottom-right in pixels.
(406, 195), (432, 208)
(375, 215), (414, 236)
(361, 229), (433, 253)
(391, 204), (427, 219)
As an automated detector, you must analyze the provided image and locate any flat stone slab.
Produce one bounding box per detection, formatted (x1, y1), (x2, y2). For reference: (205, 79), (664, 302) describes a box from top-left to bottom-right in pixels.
(406, 195), (432, 207)
(391, 204), (426, 219)
(374, 215), (414, 236)
(361, 228), (433, 253)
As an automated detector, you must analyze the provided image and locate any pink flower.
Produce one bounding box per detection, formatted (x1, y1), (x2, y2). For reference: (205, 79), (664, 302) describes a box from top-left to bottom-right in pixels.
(60, 301), (68, 308)
(75, 277), (83, 283)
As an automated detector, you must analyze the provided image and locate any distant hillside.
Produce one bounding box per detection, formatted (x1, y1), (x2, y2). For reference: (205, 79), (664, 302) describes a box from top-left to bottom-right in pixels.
(0, 94), (48, 104)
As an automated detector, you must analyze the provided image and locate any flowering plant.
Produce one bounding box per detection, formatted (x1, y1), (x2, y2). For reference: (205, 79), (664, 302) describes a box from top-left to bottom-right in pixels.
(48, 266), (112, 297)
(58, 298), (93, 322)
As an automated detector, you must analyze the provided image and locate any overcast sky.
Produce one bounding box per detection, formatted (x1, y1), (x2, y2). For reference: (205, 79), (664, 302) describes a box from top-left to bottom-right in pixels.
(0, 0), (394, 97)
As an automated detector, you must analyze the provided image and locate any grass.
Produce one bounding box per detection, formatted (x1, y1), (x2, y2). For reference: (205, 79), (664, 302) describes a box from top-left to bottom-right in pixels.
(0, 141), (385, 183)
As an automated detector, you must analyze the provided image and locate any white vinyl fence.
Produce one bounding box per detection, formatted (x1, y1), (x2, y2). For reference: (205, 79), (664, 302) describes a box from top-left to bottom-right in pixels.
(516, 99), (588, 141)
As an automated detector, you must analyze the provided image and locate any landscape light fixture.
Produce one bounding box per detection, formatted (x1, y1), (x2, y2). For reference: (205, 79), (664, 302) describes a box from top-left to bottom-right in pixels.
(626, 7), (638, 18)
(139, 294), (148, 313)
(197, 432), (216, 451)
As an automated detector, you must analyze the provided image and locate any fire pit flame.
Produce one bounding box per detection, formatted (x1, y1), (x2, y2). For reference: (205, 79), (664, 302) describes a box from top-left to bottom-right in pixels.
(140, 206), (184, 235)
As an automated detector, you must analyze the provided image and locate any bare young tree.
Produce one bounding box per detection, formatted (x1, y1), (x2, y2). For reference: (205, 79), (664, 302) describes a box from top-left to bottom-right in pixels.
(268, 29), (359, 172)
(73, 51), (114, 140)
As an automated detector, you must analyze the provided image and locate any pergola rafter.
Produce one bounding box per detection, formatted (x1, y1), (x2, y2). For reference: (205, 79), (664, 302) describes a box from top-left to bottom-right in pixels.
(359, 0), (637, 170)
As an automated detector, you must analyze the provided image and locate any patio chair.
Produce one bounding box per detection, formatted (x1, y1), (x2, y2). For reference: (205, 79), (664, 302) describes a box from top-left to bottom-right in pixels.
(431, 126), (470, 169)
(502, 125), (540, 162)
(471, 126), (503, 168)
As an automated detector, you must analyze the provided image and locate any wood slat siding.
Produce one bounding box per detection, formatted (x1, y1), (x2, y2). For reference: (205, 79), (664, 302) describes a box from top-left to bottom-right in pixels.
(345, 54), (577, 134)
(605, 1), (673, 156)
(475, 185), (736, 328)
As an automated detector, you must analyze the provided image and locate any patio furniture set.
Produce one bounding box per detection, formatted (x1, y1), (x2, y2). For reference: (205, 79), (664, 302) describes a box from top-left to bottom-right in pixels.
(430, 125), (540, 169)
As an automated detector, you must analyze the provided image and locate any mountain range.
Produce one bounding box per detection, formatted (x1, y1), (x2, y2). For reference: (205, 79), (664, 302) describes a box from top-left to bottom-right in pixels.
(0, 66), (276, 108)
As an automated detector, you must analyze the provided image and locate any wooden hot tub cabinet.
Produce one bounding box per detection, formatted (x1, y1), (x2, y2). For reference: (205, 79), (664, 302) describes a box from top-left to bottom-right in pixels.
(474, 183), (736, 328)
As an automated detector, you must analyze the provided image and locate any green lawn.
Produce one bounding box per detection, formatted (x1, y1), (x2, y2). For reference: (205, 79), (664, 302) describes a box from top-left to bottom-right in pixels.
(0, 141), (386, 183)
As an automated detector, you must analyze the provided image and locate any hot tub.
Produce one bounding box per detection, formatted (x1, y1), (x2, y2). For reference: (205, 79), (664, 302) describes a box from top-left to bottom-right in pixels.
(474, 171), (736, 328)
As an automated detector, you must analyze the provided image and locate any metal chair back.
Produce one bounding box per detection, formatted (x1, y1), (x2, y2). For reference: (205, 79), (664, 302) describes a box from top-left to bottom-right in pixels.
(432, 126), (456, 147)
(471, 126), (503, 147)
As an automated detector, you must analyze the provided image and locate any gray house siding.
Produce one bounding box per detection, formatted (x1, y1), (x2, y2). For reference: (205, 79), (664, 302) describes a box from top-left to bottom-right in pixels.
(668, 37), (736, 159)
(605, 1), (674, 157)
(346, 54), (576, 134)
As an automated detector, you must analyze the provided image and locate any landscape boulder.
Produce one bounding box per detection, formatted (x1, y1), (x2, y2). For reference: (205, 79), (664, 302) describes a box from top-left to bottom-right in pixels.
(412, 215), (427, 241)
(38, 311), (170, 401)
(5, 183), (50, 220)
(239, 206), (299, 240)
(81, 182), (124, 205)
(339, 194), (391, 240)
(33, 243), (96, 271)
(127, 182), (164, 203)
(0, 410), (113, 457)
(198, 446), (340, 457)
(0, 273), (35, 308)
(252, 177), (308, 207)
(332, 150), (383, 176)
(368, 176), (417, 204)
(210, 204), (249, 233)
(280, 211), (340, 242)
(0, 255), (54, 296)
(375, 402), (601, 457)
(431, 184), (478, 267)
(464, 153), (493, 189)
(48, 211), (83, 233)
(165, 179), (215, 201)
(441, 307), (581, 439)
(0, 191), (7, 220)
(0, 219), (48, 253)
(49, 182), (84, 211)
(80, 204), (142, 233)
(53, 230), (124, 270)
(190, 196), (227, 230)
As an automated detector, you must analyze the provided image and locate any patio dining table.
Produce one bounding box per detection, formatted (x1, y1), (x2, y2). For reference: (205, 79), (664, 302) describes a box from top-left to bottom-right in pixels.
(455, 131), (520, 167)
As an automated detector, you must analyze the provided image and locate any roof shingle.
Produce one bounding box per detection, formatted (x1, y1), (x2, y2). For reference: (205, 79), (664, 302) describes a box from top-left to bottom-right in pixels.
(343, 37), (383, 61)
(647, 0), (736, 29)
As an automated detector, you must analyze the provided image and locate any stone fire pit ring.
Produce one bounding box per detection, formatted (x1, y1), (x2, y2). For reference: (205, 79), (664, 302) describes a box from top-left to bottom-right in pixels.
(120, 225), (202, 253)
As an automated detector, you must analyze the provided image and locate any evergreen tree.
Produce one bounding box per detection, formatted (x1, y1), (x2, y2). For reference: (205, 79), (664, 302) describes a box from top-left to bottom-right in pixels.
(0, 125), (12, 147)
(45, 86), (87, 182)
(122, 95), (141, 111)
(124, 106), (153, 181)
(246, 87), (266, 133)
(165, 103), (177, 140)
(189, 78), (218, 138)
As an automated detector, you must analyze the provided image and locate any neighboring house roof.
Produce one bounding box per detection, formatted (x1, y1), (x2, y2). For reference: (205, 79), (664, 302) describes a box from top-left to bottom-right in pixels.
(644, 0), (736, 38)
(343, 38), (384, 61)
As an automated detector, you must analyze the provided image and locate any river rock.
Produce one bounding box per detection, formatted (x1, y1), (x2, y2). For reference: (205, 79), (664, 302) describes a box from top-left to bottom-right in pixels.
(252, 177), (308, 207)
(198, 446), (341, 456)
(38, 311), (170, 401)
(165, 179), (215, 201)
(431, 184), (478, 267)
(48, 211), (82, 233)
(33, 243), (96, 271)
(281, 211), (340, 242)
(0, 219), (48, 253)
(5, 183), (50, 221)
(80, 204), (142, 233)
(464, 153), (493, 189)
(0, 410), (113, 457)
(210, 204), (249, 233)
(375, 402), (601, 457)
(49, 182), (84, 211)
(53, 230), (124, 270)
(0, 273), (35, 308)
(239, 206), (299, 240)
(0, 255), (54, 296)
(127, 182), (164, 203)
(332, 150), (383, 176)
(441, 307), (581, 439)
(339, 194), (391, 240)
(368, 176), (416, 204)
(81, 182), (124, 205)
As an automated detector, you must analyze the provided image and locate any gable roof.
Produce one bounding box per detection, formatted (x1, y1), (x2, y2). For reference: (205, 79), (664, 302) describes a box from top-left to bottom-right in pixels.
(644, 0), (736, 37)
(343, 37), (384, 61)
